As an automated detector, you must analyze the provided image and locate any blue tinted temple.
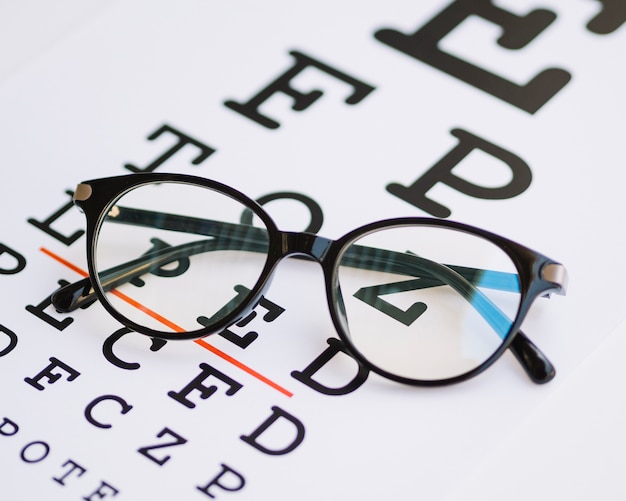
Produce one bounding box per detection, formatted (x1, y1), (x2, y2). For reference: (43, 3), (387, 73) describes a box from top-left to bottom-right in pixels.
(52, 205), (523, 316)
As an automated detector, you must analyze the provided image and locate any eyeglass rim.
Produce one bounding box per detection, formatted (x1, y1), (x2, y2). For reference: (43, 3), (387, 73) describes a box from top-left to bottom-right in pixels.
(79, 173), (280, 341)
(72, 172), (566, 385)
(323, 219), (555, 386)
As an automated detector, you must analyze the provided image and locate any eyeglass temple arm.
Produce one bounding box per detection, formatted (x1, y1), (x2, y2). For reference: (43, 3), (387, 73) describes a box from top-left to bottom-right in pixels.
(99, 205), (568, 295)
(51, 206), (563, 383)
(51, 205), (532, 309)
(50, 237), (268, 311)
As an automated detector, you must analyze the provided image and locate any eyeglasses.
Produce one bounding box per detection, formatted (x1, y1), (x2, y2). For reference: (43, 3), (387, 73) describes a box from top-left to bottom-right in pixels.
(52, 173), (567, 386)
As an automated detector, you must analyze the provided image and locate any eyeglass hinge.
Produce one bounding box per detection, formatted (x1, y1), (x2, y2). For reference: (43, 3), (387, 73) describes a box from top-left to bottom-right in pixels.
(541, 263), (568, 295)
(73, 183), (93, 202)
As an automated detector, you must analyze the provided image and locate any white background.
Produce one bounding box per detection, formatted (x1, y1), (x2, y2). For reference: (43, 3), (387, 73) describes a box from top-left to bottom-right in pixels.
(0, 1), (624, 499)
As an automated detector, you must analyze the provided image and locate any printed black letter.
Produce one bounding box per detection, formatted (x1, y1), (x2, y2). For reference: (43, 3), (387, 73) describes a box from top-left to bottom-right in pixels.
(225, 50), (374, 129)
(125, 124), (215, 173)
(587, 0), (626, 34)
(0, 243), (26, 274)
(0, 417), (19, 436)
(292, 338), (369, 396)
(26, 279), (75, 331)
(53, 459), (87, 485)
(0, 324), (18, 357)
(387, 128), (532, 218)
(137, 427), (188, 466)
(82, 481), (119, 500)
(240, 406), (305, 455)
(241, 191), (324, 234)
(375, 0), (571, 113)
(20, 441), (50, 463)
(168, 363), (242, 409)
(24, 357), (80, 390)
(197, 464), (246, 499)
(198, 285), (285, 349)
(102, 327), (167, 370)
(27, 190), (84, 245)
(84, 395), (133, 429)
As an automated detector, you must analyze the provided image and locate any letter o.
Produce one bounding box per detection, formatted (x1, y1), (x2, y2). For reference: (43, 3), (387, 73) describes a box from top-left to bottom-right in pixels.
(240, 192), (324, 234)
(20, 441), (50, 463)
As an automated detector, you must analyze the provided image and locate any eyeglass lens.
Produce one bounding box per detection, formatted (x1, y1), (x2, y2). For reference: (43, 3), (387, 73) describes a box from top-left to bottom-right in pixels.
(94, 181), (271, 334)
(336, 226), (522, 380)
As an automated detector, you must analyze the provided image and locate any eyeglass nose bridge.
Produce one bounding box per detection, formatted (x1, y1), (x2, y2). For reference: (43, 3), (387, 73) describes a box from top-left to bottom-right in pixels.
(279, 231), (335, 263)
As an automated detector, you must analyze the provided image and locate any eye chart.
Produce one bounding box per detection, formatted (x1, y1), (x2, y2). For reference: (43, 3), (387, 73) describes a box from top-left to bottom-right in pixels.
(1, 1), (625, 499)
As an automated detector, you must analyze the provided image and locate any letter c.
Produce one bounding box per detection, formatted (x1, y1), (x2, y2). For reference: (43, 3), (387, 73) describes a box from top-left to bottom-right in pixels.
(85, 394), (133, 429)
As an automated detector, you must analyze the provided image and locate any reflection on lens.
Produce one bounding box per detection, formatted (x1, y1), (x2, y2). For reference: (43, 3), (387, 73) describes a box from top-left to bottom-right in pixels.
(94, 181), (270, 335)
(336, 225), (522, 381)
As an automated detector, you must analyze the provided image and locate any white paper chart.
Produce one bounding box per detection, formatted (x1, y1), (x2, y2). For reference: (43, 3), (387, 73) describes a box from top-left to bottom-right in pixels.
(1, 1), (625, 499)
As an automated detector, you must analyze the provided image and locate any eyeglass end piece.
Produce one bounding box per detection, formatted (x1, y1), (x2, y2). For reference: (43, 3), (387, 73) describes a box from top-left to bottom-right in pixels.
(51, 278), (97, 312)
(509, 331), (556, 384)
(541, 263), (568, 296)
(73, 183), (93, 202)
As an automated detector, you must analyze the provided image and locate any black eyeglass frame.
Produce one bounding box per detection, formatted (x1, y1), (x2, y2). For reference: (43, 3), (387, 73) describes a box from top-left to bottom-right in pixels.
(53, 173), (567, 386)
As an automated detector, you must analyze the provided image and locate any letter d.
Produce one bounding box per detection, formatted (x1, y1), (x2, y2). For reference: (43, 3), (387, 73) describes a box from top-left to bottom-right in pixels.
(241, 406), (305, 456)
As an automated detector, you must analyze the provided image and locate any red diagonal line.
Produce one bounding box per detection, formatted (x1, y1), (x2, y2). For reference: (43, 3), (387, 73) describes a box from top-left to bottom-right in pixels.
(41, 247), (88, 277)
(41, 247), (293, 397)
(194, 339), (293, 396)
